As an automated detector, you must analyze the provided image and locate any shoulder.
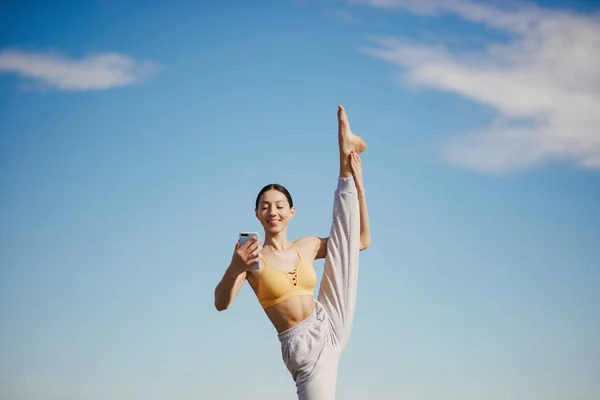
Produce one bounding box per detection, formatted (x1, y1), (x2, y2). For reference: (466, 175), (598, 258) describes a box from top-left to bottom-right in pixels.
(295, 236), (328, 260)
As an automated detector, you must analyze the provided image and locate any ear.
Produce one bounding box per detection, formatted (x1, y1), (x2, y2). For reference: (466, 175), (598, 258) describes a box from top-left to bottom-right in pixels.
(289, 206), (296, 219)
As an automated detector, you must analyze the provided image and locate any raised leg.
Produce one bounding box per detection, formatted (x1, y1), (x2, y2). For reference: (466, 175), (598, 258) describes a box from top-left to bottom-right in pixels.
(317, 105), (364, 352)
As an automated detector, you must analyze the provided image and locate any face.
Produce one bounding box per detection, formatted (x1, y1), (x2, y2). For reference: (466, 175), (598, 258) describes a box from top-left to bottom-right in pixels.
(255, 189), (295, 234)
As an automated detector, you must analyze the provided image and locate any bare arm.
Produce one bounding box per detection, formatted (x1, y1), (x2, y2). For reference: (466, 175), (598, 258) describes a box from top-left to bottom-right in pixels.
(350, 151), (371, 250)
(214, 237), (261, 311)
(214, 264), (246, 311)
(356, 189), (371, 250)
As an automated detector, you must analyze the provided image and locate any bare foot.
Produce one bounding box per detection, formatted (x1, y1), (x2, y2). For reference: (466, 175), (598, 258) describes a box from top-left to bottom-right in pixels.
(338, 105), (367, 156)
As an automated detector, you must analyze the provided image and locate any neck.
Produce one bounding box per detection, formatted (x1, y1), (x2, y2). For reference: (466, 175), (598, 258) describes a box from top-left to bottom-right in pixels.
(263, 230), (289, 252)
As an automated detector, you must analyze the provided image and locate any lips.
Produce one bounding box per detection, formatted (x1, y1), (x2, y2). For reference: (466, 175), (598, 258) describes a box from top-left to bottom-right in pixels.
(268, 219), (281, 226)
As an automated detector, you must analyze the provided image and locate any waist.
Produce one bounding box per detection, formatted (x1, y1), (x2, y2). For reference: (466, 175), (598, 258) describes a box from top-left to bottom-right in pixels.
(277, 300), (328, 343)
(264, 295), (316, 334)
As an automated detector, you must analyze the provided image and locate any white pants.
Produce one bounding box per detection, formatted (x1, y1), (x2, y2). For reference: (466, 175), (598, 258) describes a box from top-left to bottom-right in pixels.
(278, 176), (361, 400)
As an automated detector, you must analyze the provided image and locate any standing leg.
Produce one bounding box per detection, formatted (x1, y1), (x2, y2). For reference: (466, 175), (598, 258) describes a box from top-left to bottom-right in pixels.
(317, 105), (365, 352)
(279, 302), (341, 400)
(296, 344), (341, 400)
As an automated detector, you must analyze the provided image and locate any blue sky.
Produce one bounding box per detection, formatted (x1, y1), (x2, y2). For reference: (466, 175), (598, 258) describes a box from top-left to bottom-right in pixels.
(1, 0), (599, 399)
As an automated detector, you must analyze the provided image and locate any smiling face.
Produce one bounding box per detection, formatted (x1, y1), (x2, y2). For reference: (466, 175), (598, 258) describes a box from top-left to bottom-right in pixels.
(255, 189), (296, 235)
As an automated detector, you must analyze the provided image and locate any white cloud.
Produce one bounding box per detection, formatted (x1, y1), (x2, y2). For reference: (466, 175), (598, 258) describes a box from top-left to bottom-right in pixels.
(0, 48), (161, 91)
(348, 0), (600, 173)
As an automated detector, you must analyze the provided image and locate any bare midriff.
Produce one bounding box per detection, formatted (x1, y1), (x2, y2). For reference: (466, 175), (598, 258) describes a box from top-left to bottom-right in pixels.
(245, 260), (317, 333)
(264, 295), (316, 334)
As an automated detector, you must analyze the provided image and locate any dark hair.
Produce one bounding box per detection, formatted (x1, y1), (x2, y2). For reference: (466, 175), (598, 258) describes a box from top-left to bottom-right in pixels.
(255, 183), (294, 209)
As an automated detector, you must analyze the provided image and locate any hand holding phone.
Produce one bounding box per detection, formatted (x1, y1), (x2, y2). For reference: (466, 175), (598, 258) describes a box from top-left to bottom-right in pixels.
(235, 232), (261, 270)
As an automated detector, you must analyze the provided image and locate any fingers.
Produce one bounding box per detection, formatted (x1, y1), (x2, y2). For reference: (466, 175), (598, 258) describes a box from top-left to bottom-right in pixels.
(250, 245), (261, 257)
(247, 238), (260, 253)
(250, 253), (261, 264)
(240, 236), (259, 250)
(239, 238), (251, 250)
(350, 152), (361, 173)
(245, 248), (261, 269)
(237, 237), (262, 267)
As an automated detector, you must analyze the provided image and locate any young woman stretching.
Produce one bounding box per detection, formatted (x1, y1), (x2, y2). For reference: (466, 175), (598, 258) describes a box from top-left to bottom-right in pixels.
(214, 105), (371, 399)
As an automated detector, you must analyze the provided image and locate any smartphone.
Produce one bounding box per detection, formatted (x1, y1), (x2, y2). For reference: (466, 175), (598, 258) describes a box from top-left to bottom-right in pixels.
(239, 232), (260, 270)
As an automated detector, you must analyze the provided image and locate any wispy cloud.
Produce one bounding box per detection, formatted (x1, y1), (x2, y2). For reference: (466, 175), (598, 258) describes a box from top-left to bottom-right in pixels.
(0, 48), (161, 92)
(329, 8), (363, 23)
(347, 0), (600, 173)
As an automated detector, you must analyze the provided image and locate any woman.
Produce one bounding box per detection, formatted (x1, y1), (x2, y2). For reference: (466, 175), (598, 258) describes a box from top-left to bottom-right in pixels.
(214, 105), (371, 399)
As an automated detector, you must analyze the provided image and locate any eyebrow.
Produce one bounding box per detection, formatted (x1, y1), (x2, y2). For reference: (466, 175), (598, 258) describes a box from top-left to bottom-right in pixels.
(260, 200), (286, 205)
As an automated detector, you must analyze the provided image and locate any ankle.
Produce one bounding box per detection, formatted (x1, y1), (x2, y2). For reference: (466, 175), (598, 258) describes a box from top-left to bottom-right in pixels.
(339, 161), (353, 178)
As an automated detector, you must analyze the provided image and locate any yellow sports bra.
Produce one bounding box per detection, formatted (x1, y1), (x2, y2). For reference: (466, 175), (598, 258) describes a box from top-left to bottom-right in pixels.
(256, 242), (317, 309)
